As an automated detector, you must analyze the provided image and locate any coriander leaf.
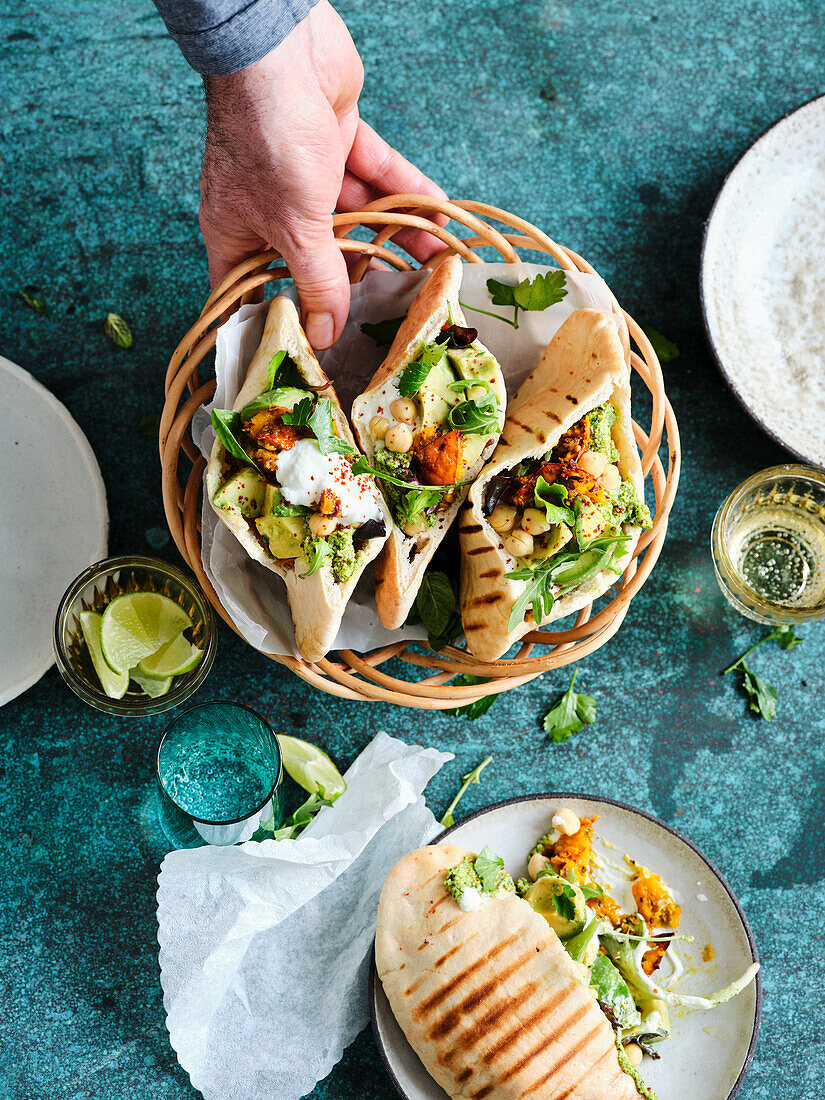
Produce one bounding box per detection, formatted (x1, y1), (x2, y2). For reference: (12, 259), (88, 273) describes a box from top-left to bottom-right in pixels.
(447, 675), (498, 720)
(361, 315), (406, 346)
(440, 754), (493, 826)
(211, 408), (257, 468)
(768, 624), (803, 650)
(399, 339), (449, 397)
(486, 278), (518, 307)
(742, 667), (777, 721)
(551, 882), (578, 921)
(513, 270), (567, 312)
(19, 287), (49, 315)
(282, 396), (314, 426)
(542, 669), (597, 743)
(272, 792), (334, 839)
(642, 326), (679, 363)
(139, 413), (160, 441)
(299, 537), (330, 578)
(474, 845), (505, 892)
(415, 570), (456, 642)
(308, 398), (354, 456)
(534, 476), (576, 525)
(104, 312), (132, 348)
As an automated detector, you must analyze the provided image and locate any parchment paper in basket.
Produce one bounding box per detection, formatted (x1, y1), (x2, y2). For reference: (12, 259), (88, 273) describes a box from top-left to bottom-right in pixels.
(157, 731), (452, 1100)
(193, 263), (615, 658)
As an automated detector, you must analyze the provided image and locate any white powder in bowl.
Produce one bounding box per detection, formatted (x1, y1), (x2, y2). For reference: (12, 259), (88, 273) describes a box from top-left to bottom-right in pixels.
(703, 98), (825, 467)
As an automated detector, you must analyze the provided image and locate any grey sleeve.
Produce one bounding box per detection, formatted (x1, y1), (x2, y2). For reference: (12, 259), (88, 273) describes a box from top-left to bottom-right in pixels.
(153, 0), (321, 76)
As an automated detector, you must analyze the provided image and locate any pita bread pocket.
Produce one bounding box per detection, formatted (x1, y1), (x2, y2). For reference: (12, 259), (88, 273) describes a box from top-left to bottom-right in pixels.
(459, 308), (652, 662)
(207, 295), (391, 664)
(351, 255), (507, 630)
(375, 844), (643, 1100)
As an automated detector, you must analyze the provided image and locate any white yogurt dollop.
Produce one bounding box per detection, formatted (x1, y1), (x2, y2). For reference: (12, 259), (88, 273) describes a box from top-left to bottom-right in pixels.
(274, 439), (383, 526)
(459, 886), (484, 912)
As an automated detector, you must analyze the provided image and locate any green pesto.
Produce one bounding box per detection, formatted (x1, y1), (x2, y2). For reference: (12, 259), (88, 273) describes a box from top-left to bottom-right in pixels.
(588, 402), (620, 462)
(614, 1033), (659, 1100)
(302, 527), (363, 585)
(444, 856), (482, 903)
(371, 448), (436, 530)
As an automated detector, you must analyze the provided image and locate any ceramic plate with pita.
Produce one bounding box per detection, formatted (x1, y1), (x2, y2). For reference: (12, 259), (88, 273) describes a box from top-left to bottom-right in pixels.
(371, 794), (760, 1100)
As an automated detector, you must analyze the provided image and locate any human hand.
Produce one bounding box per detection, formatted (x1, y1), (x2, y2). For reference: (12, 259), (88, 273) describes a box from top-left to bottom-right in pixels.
(200, 0), (447, 348)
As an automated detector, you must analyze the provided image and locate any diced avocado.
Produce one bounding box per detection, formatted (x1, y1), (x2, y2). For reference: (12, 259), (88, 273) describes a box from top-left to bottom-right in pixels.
(240, 386), (309, 421)
(264, 484), (282, 515)
(521, 874), (588, 939)
(255, 514), (307, 559)
(448, 346), (500, 387)
(419, 357), (458, 427)
(213, 468), (266, 517)
(527, 523), (572, 564)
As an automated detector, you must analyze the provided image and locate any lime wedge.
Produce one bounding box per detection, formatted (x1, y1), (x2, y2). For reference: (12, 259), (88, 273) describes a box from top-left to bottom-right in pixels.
(278, 735), (346, 799)
(80, 611), (129, 699)
(100, 592), (192, 675)
(138, 632), (203, 678)
(130, 668), (174, 698)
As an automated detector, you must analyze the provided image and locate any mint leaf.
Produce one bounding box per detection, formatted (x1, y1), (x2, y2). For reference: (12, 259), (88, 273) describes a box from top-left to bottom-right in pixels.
(361, 315), (406, 346)
(211, 408), (257, 468)
(446, 675), (498, 720)
(415, 570), (456, 645)
(742, 667), (777, 721)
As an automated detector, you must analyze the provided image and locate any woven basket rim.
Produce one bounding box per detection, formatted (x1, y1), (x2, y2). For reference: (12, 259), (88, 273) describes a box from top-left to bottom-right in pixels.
(159, 195), (681, 708)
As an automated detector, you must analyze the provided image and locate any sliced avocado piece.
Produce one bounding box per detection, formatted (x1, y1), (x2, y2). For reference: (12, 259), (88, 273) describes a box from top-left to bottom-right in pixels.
(255, 514), (307, 559)
(240, 386), (309, 421)
(461, 432), (493, 473)
(448, 346), (500, 386)
(522, 874), (587, 939)
(527, 523), (572, 564)
(574, 498), (610, 549)
(419, 357), (458, 427)
(213, 468), (266, 517)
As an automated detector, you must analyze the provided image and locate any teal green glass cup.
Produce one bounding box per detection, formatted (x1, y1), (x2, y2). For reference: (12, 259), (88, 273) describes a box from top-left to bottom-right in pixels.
(156, 702), (284, 848)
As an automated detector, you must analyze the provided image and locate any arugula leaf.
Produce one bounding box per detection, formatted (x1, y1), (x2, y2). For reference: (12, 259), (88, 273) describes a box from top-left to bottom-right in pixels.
(139, 413), (160, 441)
(440, 755), (493, 826)
(351, 455), (467, 493)
(104, 312), (132, 348)
(272, 792), (335, 839)
(534, 476), (576, 525)
(505, 562), (557, 633)
(361, 315), (406, 346)
(474, 845), (505, 892)
(742, 667), (777, 721)
(446, 675), (498, 720)
(18, 287), (49, 315)
(398, 486), (445, 527)
(513, 269), (567, 312)
(446, 380), (501, 436)
(642, 326), (679, 363)
(415, 570), (456, 643)
(299, 537), (331, 577)
(543, 669), (597, 743)
(211, 408), (257, 468)
(399, 339), (449, 397)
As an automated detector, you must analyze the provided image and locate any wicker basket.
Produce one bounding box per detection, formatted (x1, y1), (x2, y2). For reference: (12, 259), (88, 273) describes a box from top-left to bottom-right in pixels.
(160, 195), (681, 709)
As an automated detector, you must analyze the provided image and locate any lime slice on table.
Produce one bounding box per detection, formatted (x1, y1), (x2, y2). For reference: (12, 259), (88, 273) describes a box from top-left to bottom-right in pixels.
(80, 611), (129, 699)
(129, 668), (174, 699)
(278, 735), (347, 800)
(100, 592), (192, 675)
(138, 632), (202, 678)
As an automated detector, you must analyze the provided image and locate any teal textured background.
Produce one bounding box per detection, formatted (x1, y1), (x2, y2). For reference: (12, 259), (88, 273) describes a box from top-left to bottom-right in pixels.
(1, 1), (824, 1097)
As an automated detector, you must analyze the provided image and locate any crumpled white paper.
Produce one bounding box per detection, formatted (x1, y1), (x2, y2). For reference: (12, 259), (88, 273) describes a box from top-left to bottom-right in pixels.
(192, 263), (615, 658)
(157, 732), (453, 1100)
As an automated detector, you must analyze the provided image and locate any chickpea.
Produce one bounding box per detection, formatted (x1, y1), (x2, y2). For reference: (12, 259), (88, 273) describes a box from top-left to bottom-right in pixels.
(390, 397), (417, 424)
(385, 423), (413, 453)
(551, 807), (580, 836)
(624, 1044), (643, 1068)
(521, 507), (551, 536)
(369, 416), (389, 441)
(527, 853), (551, 880)
(488, 503), (517, 534)
(308, 513), (337, 537)
(503, 528), (534, 558)
(403, 519), (427, 538)
(579, 449), (608, 477)
(602, 463), (621, 492)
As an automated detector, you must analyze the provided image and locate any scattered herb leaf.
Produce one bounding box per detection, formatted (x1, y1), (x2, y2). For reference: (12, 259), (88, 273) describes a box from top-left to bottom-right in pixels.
(446, 675), (498, 720)
(398, 339), (449, 397)
(722, 625), (802, 721)
(104, 312), (132, 348)
(272, 792), (335, 839)
(642, 326), (679, 363)
(542, 669), (598, 743)
(482, 271), (567, 328)
(19, 287), (49, 315)
(440, 755), (493, 827)
(211, 408), (257, 468)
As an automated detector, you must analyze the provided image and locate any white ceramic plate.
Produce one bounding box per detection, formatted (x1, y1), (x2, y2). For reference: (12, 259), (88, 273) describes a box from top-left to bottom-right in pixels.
(371, 794), (761, 1100)
(0, 356), (108, 705)
(701, 94), (825, 467)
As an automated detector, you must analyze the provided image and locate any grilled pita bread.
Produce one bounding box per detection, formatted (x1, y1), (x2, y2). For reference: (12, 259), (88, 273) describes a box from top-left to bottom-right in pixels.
(351, 256), (506, 630)
(459, 310), (643, 662)
(206, 295), (391, 664)
(376, 844), (641, 1100)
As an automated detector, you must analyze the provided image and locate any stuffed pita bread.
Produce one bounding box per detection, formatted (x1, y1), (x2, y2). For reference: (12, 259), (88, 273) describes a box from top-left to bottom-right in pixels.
(207, 295), (391, 663)
(376, 843), (645, 1100)
(459, 309), (651, 661)
(352, 256), (506, 630)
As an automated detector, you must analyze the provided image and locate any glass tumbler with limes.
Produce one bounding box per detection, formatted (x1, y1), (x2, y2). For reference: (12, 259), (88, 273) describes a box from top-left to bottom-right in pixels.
(54, 555), (216, 715)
